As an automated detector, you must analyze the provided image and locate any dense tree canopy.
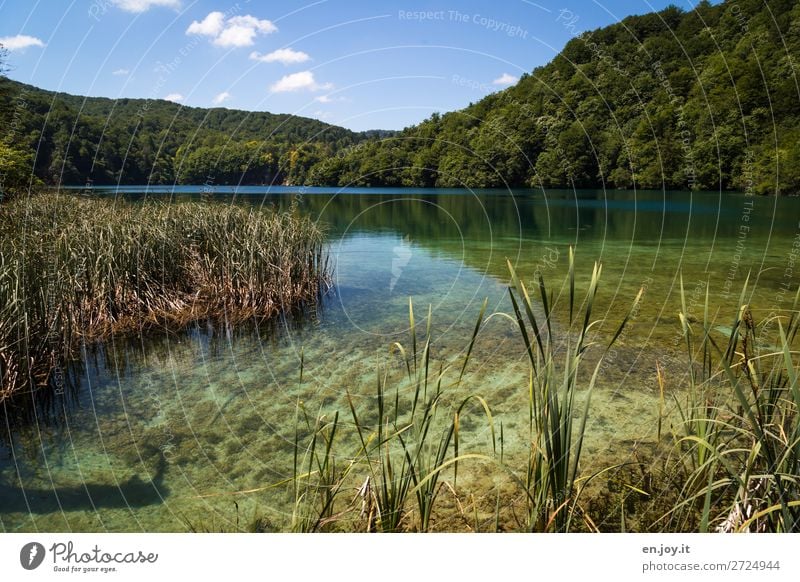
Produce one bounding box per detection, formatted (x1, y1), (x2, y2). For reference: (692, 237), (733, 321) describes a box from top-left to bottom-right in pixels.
(308, 0), (800, 195)
(1, 0), (798, 194)
(0, 74), (383, 188)
(1, 43), (39, 200)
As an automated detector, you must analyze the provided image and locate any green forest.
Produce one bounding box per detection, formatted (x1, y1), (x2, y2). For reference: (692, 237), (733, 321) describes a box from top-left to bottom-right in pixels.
(2, 0), (800, 195)
(314, 0), (800, 193)
(0, 67), (385, 192)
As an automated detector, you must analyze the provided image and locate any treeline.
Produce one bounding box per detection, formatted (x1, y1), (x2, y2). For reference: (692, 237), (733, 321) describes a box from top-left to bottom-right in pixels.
(307, 0), (800, 194)
(0, 75), (385, 190)
(2, 0), (799, 194)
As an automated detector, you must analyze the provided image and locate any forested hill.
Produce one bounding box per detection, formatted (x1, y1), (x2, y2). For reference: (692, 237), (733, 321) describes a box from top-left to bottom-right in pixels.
(1, 0), (799, 193)
(0, 77), (383, 187)
(307, 0), (800, 194)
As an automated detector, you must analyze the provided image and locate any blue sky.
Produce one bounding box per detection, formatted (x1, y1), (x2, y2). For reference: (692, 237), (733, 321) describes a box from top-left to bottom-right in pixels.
(1, 0), (703, 131)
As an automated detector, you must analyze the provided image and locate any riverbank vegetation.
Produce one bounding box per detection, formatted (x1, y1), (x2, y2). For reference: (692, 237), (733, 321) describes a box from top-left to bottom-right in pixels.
(0, 191), (328, 403)
(271, 262), (800, 533)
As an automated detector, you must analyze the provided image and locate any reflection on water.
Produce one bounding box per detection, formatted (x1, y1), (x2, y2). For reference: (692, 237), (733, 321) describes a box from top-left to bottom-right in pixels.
(2, 187), (798, 531)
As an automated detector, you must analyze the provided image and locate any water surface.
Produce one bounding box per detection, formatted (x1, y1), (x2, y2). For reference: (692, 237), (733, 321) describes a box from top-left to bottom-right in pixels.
(2, 187), (798, 531)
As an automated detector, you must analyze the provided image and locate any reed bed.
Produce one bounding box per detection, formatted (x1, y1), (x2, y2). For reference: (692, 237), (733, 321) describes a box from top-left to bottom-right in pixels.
(282, 258), (800, 533)
(0, 191), (328, 403)
(663, 278), (800, 532)
(286, 253), (643, 532)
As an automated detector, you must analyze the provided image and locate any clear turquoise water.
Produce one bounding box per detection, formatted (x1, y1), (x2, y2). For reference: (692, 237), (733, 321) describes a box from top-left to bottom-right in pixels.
(2, 187), (798, 532)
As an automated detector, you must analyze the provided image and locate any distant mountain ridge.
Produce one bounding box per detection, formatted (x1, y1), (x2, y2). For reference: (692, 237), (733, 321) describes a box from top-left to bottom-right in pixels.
(0, 77), (388, 186)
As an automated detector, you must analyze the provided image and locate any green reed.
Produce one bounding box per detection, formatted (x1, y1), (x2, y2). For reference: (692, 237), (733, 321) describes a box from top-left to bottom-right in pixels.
(286, 299), (495, 533)
(505, 248), (641, 532)
(267, 256), (800, 532)
(666, 277), (800, 532)
(291, 406), (349, 532)
(282, 252), (641, 532)
(346, 300), (495, 532)
(0, 191), (328, 402)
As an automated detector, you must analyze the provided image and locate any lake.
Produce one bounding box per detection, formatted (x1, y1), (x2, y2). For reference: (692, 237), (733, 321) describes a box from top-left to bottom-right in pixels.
(1, 186), (798, 532)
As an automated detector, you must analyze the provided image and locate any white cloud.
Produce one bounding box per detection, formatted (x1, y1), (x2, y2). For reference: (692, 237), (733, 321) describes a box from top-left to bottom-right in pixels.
(164, 93), (184, 102)
(250, 48), (310, 65)
(314, 94), (348, 104)
(212, 91), (231, 105)
(112, 68), (130, 76)
(186, 11), (225, 36)
(492, 73), (519, 86)
(270, 71), (332, 93)
(111, 0), (181, 13)
(0, 34), (45, 51)
(229, 15), (277, 33)
(313, 110), (333, 121)
(187, 12), (277, 48)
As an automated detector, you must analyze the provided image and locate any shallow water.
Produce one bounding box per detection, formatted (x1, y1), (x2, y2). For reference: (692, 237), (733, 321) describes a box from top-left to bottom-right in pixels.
(2, 187), (798, 532)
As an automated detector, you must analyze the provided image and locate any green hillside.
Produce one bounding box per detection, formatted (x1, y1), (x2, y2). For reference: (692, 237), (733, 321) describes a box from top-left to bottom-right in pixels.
(0, 76), (381, 188)
(306, 0), (800, 194)
(1, 0), (799, 194)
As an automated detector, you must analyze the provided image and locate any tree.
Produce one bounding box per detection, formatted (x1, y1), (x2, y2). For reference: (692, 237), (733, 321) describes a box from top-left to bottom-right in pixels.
(1, 44), (35, 201)
(0, 141), (35, 201)
(2, 1), (800, 194)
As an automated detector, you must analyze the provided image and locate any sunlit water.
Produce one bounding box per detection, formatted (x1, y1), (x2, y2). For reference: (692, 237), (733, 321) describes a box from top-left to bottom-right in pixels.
(2, 187), (798, 531)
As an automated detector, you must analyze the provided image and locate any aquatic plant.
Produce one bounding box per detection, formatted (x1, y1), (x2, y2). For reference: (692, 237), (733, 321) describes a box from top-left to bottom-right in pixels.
(345, 301), (495, 532)
(286, 251), (642, 532)
(504, 248), (642, 532)
(0, 191), (329, 403)
(665, 278), (800, 532)
(288, 301), (495, 533)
